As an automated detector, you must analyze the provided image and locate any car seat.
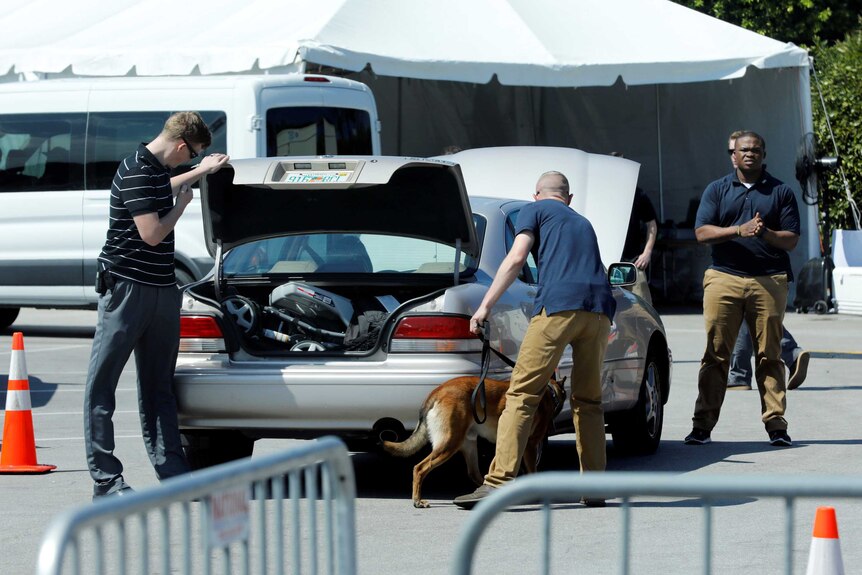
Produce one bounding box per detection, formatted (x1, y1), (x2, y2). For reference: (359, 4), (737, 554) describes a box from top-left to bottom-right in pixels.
(317, 235), (373, 273)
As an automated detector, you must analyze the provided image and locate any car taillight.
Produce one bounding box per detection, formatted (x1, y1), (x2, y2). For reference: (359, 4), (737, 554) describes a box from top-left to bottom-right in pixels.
(390, 316), (482, 353)
(179, 315), (226, 353)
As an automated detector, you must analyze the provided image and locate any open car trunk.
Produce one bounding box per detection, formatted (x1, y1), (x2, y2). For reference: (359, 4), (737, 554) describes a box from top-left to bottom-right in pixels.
(191, 155), (481, 357)
(186, 276), (463, 355)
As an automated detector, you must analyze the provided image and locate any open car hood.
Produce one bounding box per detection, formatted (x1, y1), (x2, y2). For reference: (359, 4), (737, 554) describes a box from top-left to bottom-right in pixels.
(439, 147), (640, 268)
(200, 156), (479, 258)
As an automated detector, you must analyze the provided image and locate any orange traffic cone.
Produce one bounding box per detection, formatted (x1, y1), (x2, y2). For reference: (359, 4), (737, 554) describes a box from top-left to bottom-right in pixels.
(805, 507), (845, 575)
(0, 332), (55, 473)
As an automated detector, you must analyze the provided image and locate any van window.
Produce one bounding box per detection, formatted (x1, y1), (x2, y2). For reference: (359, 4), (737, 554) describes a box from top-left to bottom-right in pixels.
(0, 113), (86, 192)
(266, 107), (372, 156)
(86, 111), (228, 189)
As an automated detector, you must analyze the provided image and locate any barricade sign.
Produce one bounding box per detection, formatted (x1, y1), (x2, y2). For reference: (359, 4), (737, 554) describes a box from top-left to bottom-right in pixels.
(208, 485), (251, 549)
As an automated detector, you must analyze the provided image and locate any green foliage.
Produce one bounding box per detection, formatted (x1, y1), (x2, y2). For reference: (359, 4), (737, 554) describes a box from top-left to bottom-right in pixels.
(675, 0), (862, 46)
(811, 29), (862, 231)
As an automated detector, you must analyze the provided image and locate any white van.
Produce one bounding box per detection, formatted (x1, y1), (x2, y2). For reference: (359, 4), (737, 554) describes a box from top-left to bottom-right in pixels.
(0, 74), (381, 328)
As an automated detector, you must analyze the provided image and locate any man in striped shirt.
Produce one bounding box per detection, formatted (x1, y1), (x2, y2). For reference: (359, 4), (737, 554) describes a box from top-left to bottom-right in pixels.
(85, 112), (229, 500)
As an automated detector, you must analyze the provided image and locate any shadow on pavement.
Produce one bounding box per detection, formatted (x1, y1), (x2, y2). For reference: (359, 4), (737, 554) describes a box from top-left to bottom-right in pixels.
(0, 375), (56, 407)
(1, 324), (95, 339)
(347, 434), (796, 505)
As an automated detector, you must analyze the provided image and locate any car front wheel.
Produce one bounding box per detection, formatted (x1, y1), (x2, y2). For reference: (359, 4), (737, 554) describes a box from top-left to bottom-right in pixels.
(181, 430), (255, 471)
(610, 354), (664, 455)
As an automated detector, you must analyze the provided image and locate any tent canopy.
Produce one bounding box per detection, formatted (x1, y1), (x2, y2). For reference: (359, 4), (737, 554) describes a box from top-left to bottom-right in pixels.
(0, 0), (816, 300)
(0, 0), (807, 85)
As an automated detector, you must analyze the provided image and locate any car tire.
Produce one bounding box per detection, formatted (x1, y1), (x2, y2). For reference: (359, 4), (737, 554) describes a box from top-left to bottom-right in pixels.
(610, 353), (664, 455)
(0, 307), (20, 330)
(181, 430), (254, 471)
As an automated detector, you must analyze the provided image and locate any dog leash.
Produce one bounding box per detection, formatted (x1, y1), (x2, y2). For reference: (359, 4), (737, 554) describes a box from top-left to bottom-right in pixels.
(471, 322), (566, 424)
(472, 322), (516, 424)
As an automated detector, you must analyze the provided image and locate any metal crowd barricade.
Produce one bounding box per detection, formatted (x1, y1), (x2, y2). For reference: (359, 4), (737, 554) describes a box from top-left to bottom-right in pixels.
(452, 471), (862, 575)
(37, 436), (356, 575)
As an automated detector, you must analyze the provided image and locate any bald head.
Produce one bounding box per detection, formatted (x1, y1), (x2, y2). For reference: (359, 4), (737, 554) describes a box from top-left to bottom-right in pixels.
(535, 171), (572, 204)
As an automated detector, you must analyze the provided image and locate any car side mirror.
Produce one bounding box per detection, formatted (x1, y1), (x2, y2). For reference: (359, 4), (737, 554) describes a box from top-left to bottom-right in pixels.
(608, 262), (637, 287)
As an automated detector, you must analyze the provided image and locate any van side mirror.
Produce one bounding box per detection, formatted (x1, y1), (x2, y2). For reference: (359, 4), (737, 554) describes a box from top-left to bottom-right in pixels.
(608, 262), (637, 286)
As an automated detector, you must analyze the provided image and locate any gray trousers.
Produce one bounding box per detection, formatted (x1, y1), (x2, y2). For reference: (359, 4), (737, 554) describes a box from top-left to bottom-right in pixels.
(728, 322), (800, 387)
(84, 278), (189, 493)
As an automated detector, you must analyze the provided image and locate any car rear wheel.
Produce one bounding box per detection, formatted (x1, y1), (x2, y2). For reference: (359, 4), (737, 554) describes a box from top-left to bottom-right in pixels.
(0, 307), (20, 329)
(181, 430), (255, 471)
(610, 354), (663, 455)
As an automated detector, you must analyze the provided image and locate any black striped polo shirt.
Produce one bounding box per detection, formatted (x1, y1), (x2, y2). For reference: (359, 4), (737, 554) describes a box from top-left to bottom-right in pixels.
(97, 144), (176, 287)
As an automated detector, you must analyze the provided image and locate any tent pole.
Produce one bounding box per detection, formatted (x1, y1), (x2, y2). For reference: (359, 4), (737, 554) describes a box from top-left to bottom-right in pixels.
(655, 84), (664, 223)
(397, 77), (403, 154)
(798, 59), (818, 261)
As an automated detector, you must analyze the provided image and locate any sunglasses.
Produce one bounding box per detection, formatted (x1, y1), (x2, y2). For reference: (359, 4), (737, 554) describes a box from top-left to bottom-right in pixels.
(181, 136), (199, 160)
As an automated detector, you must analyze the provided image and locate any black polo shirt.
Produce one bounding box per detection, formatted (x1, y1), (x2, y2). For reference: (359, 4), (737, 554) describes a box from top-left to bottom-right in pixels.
(695, 170), (800, 280)
(622, 187), (658, 260)
(97, 144), (176, 287)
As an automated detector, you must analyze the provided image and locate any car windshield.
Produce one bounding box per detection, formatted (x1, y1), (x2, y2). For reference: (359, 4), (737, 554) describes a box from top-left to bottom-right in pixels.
(223, 216), (485, 277)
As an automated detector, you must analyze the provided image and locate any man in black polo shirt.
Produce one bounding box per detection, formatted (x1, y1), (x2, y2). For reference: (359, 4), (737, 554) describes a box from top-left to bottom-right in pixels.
(612, 152), (658, 306)
(85, 112), (229, 500)
(685, 131), (800, 447)
(724, 130), (810, 391)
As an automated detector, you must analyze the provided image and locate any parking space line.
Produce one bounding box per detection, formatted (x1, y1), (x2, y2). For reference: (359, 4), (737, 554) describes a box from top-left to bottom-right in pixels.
(810, 351), (862, 360)
(0, 344), (92, 356)
(36, 434), (142, 442)
(27, 410), (138, 416)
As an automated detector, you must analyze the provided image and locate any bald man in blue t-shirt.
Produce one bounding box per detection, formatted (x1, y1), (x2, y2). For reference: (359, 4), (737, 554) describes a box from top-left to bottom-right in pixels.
(454, 170), (615, 509)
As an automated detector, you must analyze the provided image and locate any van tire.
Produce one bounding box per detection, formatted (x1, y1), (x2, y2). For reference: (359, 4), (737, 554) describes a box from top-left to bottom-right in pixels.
(0, 308), (20, 329)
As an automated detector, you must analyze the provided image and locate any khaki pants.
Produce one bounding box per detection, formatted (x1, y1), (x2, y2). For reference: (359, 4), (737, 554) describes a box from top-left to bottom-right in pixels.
(484, 308), (611, 487)
(693, 269), (789, 433)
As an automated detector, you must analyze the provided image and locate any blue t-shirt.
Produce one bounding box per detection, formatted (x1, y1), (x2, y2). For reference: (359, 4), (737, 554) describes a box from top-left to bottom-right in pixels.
(694, 170), (800, 280)
(515, 199), (615, 321)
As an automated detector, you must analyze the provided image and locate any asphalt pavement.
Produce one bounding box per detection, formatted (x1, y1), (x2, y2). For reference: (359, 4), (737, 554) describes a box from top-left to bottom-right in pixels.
(1, 307), (861, 574)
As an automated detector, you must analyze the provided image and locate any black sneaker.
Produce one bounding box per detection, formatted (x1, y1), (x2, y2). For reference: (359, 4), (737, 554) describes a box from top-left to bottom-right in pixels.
(581, 497), (607, 508)
(768, 430), (792, 447)
(684, 428), (712, 445)
(92, 485), (134, 502)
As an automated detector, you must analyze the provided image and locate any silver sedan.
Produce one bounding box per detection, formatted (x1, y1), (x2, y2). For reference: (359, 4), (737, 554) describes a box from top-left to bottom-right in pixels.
(174, 149), (671, 468)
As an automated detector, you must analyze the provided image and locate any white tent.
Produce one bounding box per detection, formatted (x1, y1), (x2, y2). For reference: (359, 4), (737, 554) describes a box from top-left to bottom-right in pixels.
(0, 0), (816, 296)
(0, 0), (807, 84)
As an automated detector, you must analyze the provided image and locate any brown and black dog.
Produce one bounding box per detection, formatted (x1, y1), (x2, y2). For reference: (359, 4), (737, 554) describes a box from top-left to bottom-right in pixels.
(382, 375), (565, 508)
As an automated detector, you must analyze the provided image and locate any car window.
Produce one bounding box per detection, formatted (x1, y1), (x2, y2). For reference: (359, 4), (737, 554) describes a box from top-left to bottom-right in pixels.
(504, 209), (538, 284)
(223, 226), (483, 277)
